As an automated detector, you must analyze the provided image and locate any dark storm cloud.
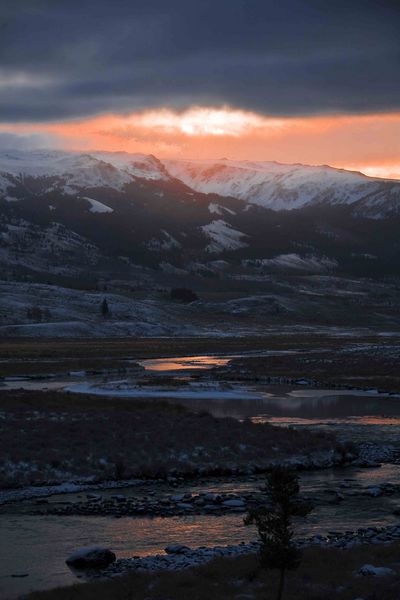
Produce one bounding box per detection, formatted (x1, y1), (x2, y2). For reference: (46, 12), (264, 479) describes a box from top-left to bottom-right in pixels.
(0, 0), (399, 121)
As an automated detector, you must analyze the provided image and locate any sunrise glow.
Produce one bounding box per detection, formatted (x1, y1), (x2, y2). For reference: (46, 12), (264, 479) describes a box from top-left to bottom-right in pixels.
(128, 107), (271, 137)
(2, 107), (399, 179)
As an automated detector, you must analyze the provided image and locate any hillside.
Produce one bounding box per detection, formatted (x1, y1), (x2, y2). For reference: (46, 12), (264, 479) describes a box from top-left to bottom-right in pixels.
(0, 150), (399, 335)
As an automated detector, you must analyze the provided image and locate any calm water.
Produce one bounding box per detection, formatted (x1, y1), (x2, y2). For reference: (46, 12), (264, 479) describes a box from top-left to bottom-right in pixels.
(0, 513), (252, 599)
(139, 355), (231, 371)
(4, 353), (399, 422)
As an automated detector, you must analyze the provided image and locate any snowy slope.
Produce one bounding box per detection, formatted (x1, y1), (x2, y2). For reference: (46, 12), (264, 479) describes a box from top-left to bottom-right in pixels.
(91, 152), (170, 181)
(84, 197), (114, 214)
(201, 219), (248, 253)
(243, 254), (338, 273)
(0, 219), (101, 275)
(0, 150), (170, 198)
(0, 281), (201, 337)
(163, 158), (400, 215)
(0, 150), (131, 194)
(0, 150), (399, 217)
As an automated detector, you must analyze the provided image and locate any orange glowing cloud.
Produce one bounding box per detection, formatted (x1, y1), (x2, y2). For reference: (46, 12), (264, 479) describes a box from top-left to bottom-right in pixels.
(1, 106), (400, 179)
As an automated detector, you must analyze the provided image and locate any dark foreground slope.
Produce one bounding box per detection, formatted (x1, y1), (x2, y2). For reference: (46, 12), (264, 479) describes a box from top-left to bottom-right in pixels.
(28, 543), (400, 600)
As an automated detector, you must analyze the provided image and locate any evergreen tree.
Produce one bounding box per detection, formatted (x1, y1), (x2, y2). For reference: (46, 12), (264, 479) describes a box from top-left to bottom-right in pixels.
(101, 298), (110, 317)
(244, 468), (313, 600)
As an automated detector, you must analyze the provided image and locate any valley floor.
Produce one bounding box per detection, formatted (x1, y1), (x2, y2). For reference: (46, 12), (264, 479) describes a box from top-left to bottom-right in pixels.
(1, 335), (400, 599)
(0, 389), (338, 489)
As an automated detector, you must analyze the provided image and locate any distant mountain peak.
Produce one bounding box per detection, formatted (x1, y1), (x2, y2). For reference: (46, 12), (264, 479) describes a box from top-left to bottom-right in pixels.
(0, 149), (399, 218)
(162, 157), (400, 217)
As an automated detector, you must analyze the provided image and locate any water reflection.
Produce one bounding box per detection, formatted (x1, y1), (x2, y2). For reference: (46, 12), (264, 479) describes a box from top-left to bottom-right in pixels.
(139, 387), (400, 422)
(139, 356), (231, 371)
(0, 514), (253, 599)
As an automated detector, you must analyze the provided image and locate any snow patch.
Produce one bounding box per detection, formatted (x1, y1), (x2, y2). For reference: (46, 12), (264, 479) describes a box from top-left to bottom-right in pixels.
(160, 262), (188, 275)
(201, 220), (247, 253)
(148, 230), (181, 251)
(208, 202), (236, 216)
(243, 254), (337, 272)
(84, 197), (114, 214)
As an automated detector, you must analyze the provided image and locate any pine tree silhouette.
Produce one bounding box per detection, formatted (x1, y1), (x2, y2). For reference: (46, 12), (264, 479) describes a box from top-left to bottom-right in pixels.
(101, 298), (110, 317)
(245, 468), (313, 600)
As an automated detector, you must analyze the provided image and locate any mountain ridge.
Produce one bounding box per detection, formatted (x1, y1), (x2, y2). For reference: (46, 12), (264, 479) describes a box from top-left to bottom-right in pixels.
(163, 157), (400, 217)
(1, 149), (399, 218)
(0, 149), (399, 288)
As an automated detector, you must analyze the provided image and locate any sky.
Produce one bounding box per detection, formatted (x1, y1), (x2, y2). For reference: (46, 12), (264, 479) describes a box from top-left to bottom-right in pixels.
(0, 0), (399, 178)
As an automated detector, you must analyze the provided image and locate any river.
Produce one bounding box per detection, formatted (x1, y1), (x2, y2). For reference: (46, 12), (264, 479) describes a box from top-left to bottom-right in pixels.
(1, 353), (400, 598)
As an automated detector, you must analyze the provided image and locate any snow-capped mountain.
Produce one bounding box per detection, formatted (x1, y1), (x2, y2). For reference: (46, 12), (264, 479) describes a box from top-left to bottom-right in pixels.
(0, 150), (169, 200)
(0, 149), (399, 285)
(91, 152), (170, 181)
(1, 149), (400, 337)
(164, 158), (400, 217)
(1, 150), (399, 217)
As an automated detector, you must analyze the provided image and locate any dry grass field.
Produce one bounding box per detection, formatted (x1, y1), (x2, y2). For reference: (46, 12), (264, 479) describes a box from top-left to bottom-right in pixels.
(0, 390), (338, 488)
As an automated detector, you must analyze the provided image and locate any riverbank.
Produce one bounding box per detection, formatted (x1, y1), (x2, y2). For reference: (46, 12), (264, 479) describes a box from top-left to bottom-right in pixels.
(221, 340), (400, 393)
(62, 523), (400, 577)
(0, 390), (345, 489)
(27, 541), (400, 600)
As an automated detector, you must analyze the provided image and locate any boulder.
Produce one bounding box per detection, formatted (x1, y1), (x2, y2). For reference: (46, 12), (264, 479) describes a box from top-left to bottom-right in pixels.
(204, 493), (220, 502)
(164, 544), (190, 555)
(204, 504), (220, 511)
(222, 499), (246, 508)
(170, 494), (185, 502)
(176, 502), (194, 510)
(66, 546), (116, 569)
(356, 564), (395, 577)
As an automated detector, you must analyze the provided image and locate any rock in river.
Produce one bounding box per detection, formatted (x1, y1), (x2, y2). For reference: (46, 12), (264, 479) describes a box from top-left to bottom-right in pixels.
(66, 547), (116, 569)
(165, 544), (190, 555)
